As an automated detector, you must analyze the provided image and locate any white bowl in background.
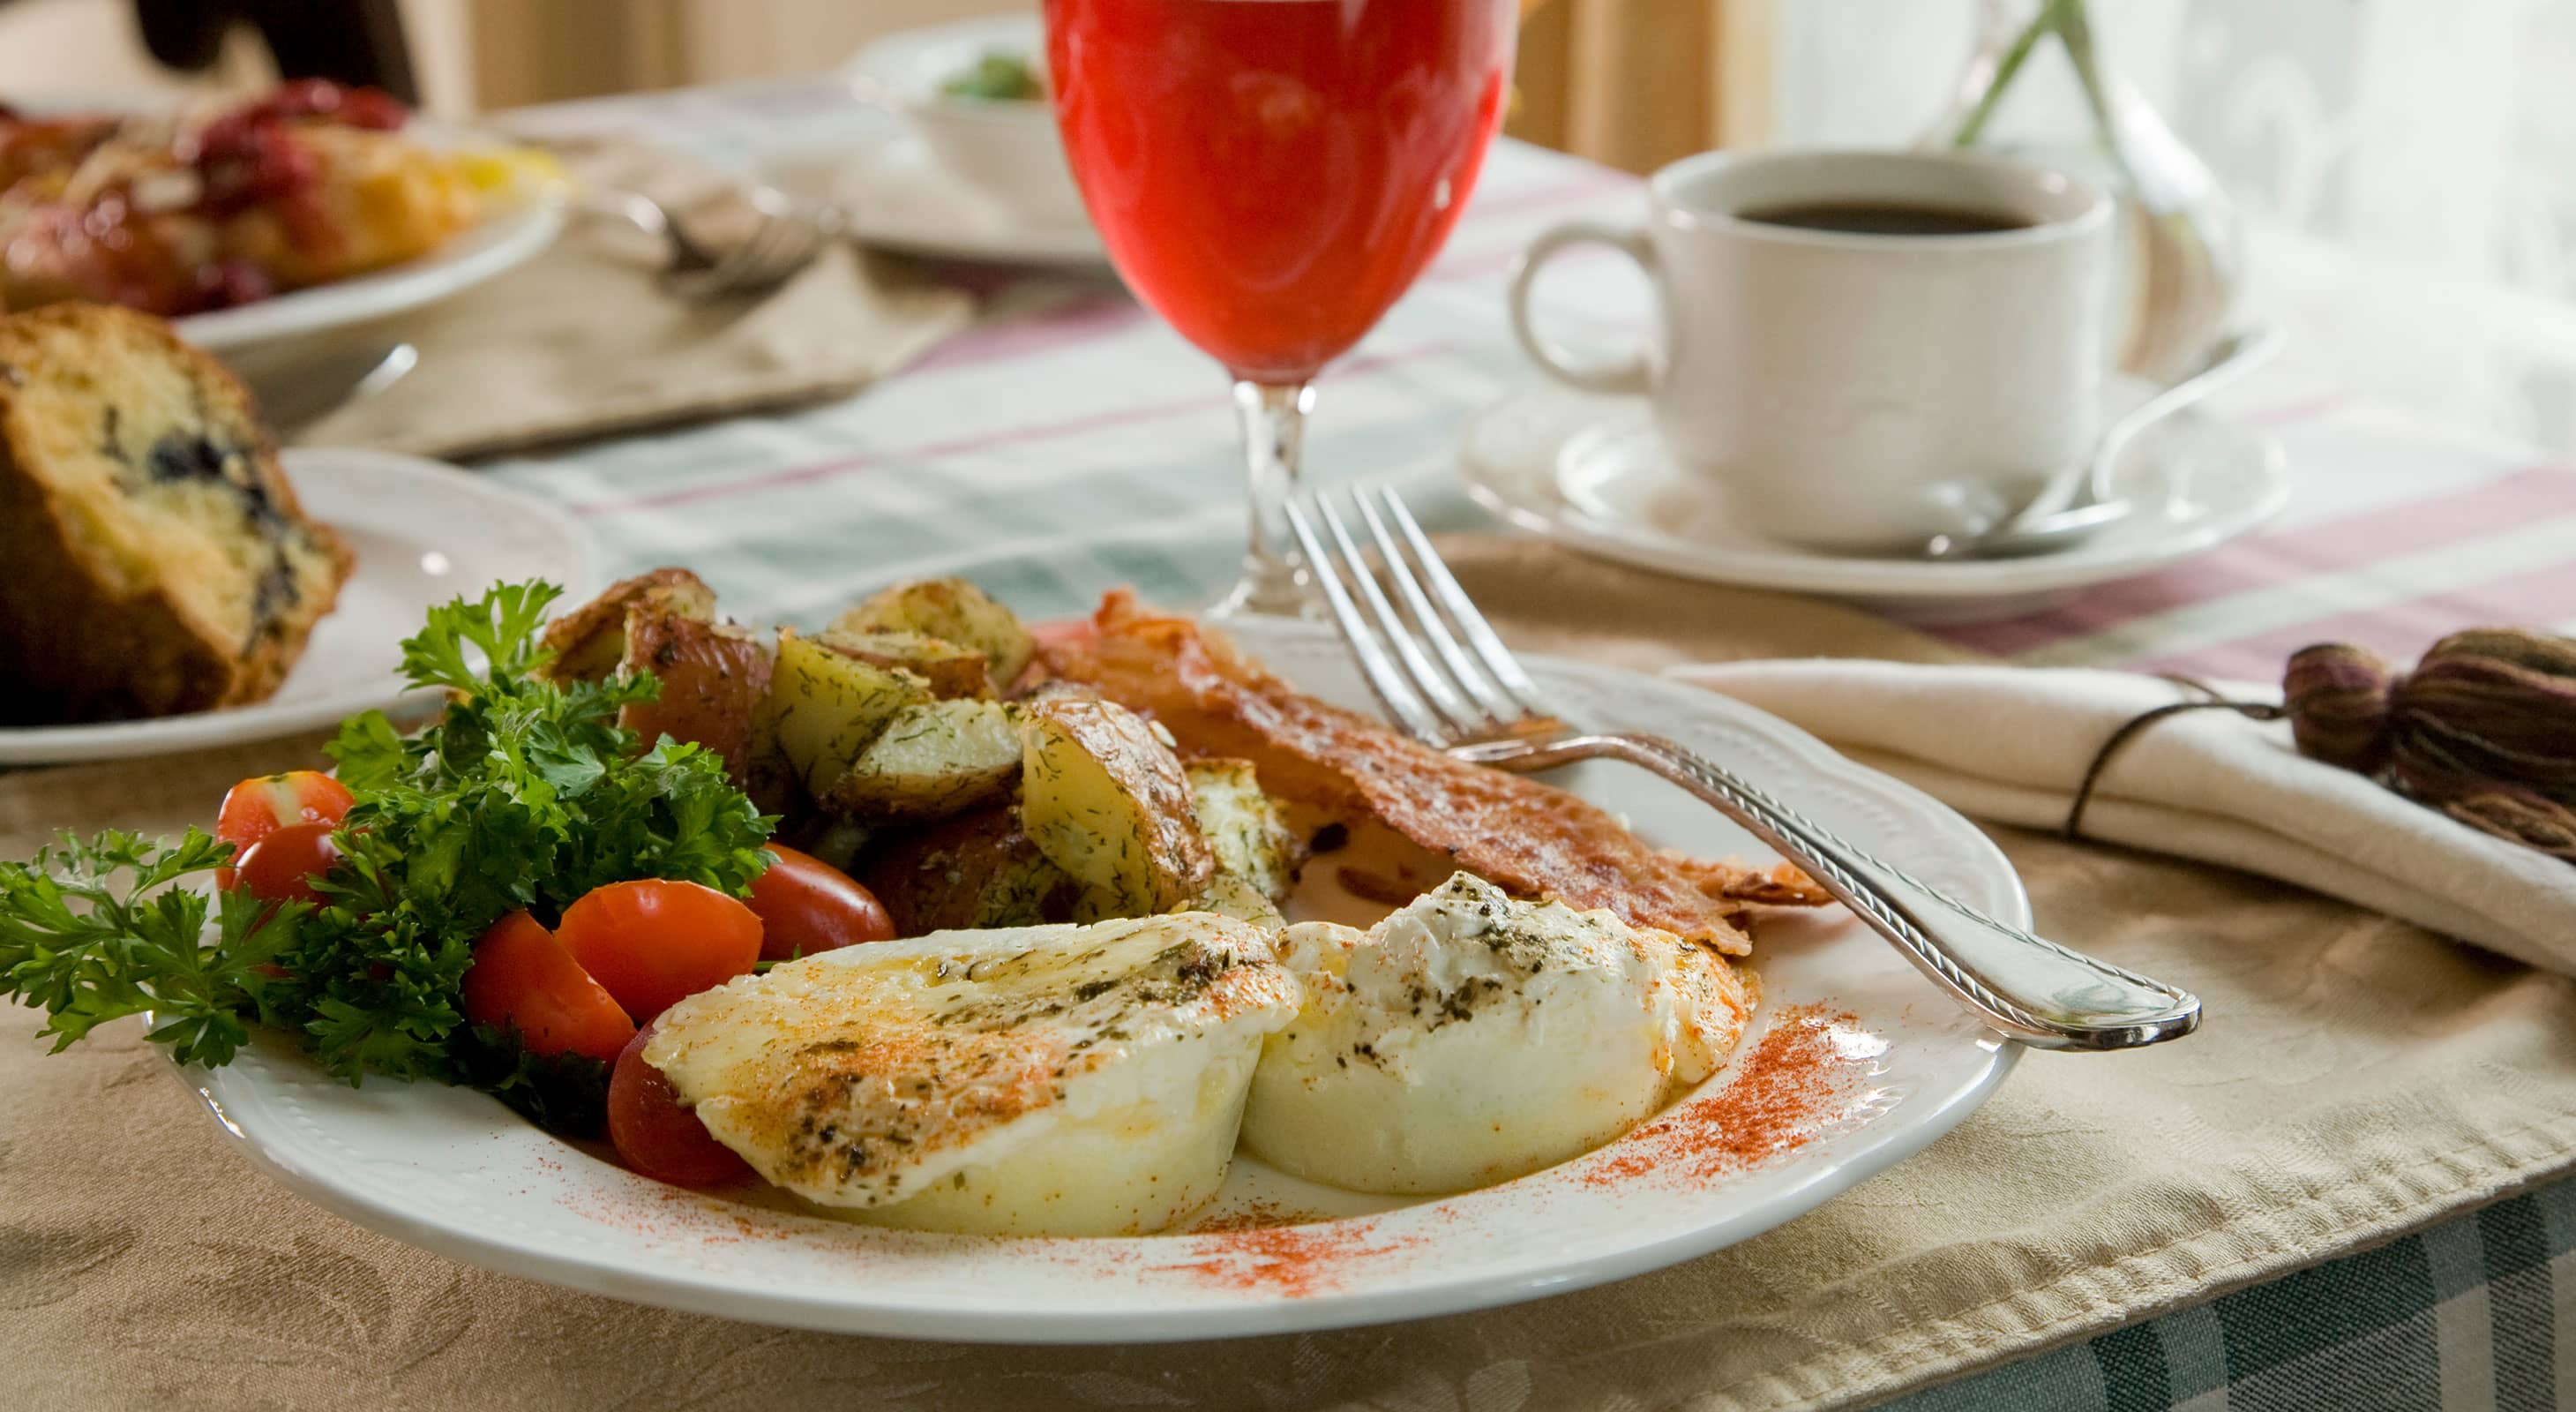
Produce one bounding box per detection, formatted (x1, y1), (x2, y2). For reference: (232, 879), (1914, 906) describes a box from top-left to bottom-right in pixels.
(847, 16), (1089, 226)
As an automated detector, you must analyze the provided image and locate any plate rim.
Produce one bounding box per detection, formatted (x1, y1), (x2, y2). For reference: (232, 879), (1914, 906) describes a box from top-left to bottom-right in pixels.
(0, 447), (602, 764)
(175, 619), (2028, 1341)
(1461, 385), (2290, 600)
(175, 186), (567, 352)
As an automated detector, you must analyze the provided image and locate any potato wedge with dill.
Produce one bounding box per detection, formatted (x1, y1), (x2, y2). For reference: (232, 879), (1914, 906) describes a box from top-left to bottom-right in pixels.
(769, 629), (933, 798)
(1015, 690), (1213, 919)
(1185, 758), (1304, 905)
(813, 628), (994, 700)
(824, 698), (1022, 818)
(834, 577), (1036, 687)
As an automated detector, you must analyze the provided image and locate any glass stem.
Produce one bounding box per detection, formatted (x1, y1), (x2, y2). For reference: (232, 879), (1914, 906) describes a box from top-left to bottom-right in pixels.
(1218, 379), (1319, 618)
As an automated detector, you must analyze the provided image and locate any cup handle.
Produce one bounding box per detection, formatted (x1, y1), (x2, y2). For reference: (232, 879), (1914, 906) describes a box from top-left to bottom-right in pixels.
(1508, 221), (1658, 396)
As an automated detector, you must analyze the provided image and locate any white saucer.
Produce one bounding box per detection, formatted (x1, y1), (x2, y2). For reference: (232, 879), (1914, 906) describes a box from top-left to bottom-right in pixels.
(1460, 382), (2288, 622)
(762, 116), (1105, 269)
(0, 449), (603, 765)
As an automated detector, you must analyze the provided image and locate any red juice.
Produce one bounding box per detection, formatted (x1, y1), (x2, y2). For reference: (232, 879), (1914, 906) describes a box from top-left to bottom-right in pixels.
(1045, 0), (1516, 384)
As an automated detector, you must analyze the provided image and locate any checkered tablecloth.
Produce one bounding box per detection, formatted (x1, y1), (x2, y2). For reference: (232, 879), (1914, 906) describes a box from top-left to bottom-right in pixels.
(483, 79), (2576, 1412)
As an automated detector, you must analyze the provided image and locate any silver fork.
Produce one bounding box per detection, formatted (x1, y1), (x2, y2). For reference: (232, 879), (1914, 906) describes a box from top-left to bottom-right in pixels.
(591, 186), (829, 300)
(1285, 484), (2202, 1052)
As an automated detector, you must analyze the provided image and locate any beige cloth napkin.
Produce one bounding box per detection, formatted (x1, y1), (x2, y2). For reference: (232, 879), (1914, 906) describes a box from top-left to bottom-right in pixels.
(1670, 660), (2576, 973)
(10, 539), (2576, 1412)
(289, 139), (973, 459)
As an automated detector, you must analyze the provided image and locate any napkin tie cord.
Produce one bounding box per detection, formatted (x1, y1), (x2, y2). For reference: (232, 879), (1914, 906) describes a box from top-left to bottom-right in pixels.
(2066, 676), (2284, 841)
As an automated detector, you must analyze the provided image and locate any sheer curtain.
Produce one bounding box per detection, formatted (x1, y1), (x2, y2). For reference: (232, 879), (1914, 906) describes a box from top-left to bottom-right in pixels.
(1506, 0), (1770, 173)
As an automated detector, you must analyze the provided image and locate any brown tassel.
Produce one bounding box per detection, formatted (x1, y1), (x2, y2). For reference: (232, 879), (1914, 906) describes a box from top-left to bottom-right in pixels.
(2282, 642), (2397, 772)
(2282, 628), (2576, 861)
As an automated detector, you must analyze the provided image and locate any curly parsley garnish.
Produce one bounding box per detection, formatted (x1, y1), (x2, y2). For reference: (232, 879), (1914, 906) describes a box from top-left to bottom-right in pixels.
(0, 581), (772, 1117)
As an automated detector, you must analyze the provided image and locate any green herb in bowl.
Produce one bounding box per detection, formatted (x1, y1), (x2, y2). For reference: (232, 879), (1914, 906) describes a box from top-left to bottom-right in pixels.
(942, 51), (1046, 102)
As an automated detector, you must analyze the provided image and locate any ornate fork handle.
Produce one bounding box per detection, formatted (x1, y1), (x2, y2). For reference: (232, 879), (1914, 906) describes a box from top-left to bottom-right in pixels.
(1463, 731), (2202, 1050)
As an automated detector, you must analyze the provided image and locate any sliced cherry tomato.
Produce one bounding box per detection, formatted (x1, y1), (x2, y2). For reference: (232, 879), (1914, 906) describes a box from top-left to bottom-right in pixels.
(608, 1024), (749, 1186)
(215, 770), (354, 888)
(460, 910), (635, 1063)
(229, 822), (341, 906)
(556, 880), (762, 1022)
(747, 845), (895, 961)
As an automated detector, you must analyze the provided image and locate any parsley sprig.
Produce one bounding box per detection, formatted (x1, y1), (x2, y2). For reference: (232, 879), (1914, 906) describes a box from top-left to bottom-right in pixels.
(0, 830), (303, 1066)
(0, 581), (773, 1115)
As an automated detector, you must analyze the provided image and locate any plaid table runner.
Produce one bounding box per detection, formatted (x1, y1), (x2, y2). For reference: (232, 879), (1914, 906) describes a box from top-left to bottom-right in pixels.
(477, 79), (2576, 1411)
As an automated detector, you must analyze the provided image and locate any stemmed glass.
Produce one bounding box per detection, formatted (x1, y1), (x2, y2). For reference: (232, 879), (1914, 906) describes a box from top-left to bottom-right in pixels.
(1044, 0), (1519, 615)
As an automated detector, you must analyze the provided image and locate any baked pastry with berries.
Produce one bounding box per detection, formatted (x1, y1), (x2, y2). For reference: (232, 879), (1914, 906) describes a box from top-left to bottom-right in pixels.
(0, 81), (558, 318)
(0, 303), (352, 723)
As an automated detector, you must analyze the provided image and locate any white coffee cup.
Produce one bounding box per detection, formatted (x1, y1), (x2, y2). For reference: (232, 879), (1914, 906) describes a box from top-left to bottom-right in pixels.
(1509, 148), (2113, 552)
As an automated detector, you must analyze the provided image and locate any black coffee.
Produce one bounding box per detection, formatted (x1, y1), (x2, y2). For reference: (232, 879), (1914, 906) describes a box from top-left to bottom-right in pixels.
(1738, 199), (2033, 237)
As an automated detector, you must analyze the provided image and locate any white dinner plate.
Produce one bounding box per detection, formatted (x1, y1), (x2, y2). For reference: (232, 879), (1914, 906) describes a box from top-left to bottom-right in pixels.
(1462, 382), (2290, 624)
(0, 448), (602, 765)
(175, 620), (2022, 1342)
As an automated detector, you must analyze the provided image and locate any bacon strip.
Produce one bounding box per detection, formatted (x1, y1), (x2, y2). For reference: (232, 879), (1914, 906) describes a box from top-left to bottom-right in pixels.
(1042, 592), (1775, 953)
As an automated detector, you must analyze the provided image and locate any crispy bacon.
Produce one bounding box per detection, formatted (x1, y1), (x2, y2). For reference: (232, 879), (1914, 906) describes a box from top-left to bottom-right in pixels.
(1039, 592), (1791, 953)
(1663, 852), (1837, 909)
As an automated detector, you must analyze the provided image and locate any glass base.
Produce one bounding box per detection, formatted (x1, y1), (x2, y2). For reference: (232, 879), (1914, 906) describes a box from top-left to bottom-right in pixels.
(1205, 554), (1325, 621)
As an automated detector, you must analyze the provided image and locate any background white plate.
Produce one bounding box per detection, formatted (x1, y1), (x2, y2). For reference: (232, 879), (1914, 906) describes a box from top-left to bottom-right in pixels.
(177, 621), (2024, 1342)
(1463, 383), (2289, 622)
(176, 177), (565, 354)
(0, 448), (602, 765)
(15, 103), (565, 354)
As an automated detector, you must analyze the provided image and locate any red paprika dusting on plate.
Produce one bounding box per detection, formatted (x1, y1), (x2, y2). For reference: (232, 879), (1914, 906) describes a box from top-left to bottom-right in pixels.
(1584, 1003), (1883, 1188)
(1154, 1222), (1423, 1297)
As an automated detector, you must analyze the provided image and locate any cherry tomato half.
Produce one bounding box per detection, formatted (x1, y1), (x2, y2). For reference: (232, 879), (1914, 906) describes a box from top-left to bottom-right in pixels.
(215, 770), (353, 888)
(747, 845), (895, 961)
(459, 910), (634, 1063)
(229, 822), (341, 907)
(608, 1024), (750, 1186)
(556, 880), (762, 1023)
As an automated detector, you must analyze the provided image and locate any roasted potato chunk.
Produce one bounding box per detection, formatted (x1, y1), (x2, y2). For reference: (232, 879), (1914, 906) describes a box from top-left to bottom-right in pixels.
(1182, 873), (1285, 931)
(812, 628), (994, 700)
(858, 804), (1076, 935)
(824, 699), (1023, 818)
(1185, 758), (1304, 905)
(617, 612), (774, 790)
(539, 567), (718, 685)
(835, 577), (1036, 687)
(1016, 690), (1214, 919)
(768, 628), (933, 799)
(742, 691), (805, 819)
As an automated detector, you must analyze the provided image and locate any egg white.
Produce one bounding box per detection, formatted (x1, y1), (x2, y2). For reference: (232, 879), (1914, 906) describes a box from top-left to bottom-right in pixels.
(1239, 872), (1755, 1195)
(644, 913), (1299, 1236)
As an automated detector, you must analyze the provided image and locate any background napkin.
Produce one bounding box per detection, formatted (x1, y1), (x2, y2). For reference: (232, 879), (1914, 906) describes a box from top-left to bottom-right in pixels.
(1672, 658), (2576, 973)
(289, 138), (974, 460)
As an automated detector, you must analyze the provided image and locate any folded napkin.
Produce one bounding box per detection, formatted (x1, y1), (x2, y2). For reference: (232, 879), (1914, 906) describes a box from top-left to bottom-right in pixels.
(292, 138), (974, 459)
(1671, 659), (2576, 973)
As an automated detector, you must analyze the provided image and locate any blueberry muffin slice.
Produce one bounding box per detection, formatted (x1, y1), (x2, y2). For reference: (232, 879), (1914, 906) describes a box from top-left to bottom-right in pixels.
(0, 304), (353, 724)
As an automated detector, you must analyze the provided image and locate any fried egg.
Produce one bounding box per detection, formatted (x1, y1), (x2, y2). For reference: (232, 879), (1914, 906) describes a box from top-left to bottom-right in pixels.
(1239, 872), (1755, 1195)
(643, 913), (1299, 1236)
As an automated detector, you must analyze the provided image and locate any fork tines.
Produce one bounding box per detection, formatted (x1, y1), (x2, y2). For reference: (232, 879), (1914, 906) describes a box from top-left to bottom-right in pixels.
(1284, 485), (1559, 749)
